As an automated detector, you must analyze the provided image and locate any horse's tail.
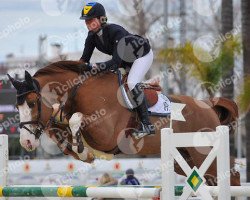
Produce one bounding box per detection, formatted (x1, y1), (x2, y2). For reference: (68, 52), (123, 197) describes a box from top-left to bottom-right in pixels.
(203, 97), (239, 134)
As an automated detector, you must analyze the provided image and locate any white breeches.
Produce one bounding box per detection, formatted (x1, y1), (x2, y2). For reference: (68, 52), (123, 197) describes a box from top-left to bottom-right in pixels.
(127, 49), (153, 91)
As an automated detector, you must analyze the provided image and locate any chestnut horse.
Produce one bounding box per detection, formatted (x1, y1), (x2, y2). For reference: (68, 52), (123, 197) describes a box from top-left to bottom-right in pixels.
(8, 61), (240, 186)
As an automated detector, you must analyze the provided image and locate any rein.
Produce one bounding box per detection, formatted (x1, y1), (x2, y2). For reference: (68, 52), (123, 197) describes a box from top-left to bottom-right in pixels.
(18, 82), (82, 140)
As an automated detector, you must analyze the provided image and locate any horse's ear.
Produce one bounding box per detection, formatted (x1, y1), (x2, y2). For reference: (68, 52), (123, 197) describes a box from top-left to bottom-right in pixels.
(25, 70), (33, 85)
(7, 74), (19, 89)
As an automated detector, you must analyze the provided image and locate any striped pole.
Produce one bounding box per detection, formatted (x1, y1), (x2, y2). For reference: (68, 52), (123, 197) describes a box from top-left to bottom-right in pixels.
(0, 135), (9, 189)
(0, 135), (8, 200)
(1, 186), (250, 198)
(0, 135), (8, 187)
(0, 186), (161, 198)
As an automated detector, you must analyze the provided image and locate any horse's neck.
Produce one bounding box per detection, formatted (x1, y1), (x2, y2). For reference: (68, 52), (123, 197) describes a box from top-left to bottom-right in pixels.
(36, 72), (73, 86)
(34, 72), (78, 124)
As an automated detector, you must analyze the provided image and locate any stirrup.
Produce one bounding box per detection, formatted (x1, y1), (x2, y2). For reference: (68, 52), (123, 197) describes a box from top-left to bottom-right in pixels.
(132, 123), (155, 139)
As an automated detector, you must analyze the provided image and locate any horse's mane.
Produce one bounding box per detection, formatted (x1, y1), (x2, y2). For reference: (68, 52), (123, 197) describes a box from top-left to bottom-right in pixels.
(34, 61), (82, 77)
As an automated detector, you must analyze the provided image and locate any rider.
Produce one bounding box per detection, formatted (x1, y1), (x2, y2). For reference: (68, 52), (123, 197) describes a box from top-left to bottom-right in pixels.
(79, 2), (155, 137)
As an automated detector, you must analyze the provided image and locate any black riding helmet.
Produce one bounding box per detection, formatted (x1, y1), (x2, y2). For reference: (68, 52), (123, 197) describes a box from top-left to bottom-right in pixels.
(80, 2), (107, 21)
(126, 169), (134, 176)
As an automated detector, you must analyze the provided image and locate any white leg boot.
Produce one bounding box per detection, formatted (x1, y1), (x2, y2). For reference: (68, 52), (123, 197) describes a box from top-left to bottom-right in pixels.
(69, 112), (89, 161)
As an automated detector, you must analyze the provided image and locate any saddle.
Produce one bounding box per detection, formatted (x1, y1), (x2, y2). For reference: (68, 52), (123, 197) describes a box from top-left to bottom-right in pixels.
(122, 74), (162, 107)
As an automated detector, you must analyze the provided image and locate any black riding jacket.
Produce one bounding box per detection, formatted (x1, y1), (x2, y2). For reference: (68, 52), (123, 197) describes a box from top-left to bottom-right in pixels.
(80, 23), (151, 70)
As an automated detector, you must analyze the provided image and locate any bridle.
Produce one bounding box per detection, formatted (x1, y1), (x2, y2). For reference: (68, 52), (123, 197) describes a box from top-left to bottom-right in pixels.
(17, 91), (45, 140)
(17, 91), (69, 140)
(17, 80), (81, 140)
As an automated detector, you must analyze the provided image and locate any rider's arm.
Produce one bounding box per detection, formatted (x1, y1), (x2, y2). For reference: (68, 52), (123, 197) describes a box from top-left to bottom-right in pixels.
(94, 27), (128, 71)
(80, 33), (95, 63)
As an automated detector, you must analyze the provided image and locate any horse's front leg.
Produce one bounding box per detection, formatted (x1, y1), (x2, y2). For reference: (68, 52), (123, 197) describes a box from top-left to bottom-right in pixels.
(69, 112), (94, 162)
(63, 143), (94, 163)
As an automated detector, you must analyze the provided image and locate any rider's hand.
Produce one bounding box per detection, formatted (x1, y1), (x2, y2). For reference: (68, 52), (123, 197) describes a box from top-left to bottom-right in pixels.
(79, 62), (93, 72)
(91, 63), (98, 70)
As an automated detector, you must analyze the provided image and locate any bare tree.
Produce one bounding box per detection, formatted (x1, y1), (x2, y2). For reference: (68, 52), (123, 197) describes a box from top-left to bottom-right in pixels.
(114, 0), (163, 37)
(242, 0), (250, 185)
(221, 0), (235, 156)
(179, 0), (187, 94)
(221, 0), (234, 100)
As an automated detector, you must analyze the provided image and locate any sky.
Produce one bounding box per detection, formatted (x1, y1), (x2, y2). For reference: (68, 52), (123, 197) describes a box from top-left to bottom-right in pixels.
(0, 0), (121, 62)
(0, 0), (242, 63)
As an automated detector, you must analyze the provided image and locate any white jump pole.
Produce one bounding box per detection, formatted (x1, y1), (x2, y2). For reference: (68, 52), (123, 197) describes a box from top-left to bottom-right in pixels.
(216, 126), (231, 200)
(0, 134), (8, 200)
(0, 135), (8, 185)
(161, 126), (231, 200)
(161, 128), (174, 200)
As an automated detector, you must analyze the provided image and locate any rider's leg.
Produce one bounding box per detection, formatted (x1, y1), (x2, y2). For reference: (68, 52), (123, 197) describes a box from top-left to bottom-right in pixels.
(127, 49), (155, 137)
(127, 49), (154, 90)
(132, 83), (155, 135)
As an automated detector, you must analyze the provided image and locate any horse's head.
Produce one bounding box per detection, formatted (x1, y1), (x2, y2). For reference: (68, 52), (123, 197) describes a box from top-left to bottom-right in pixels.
(7, 71), (43, 152)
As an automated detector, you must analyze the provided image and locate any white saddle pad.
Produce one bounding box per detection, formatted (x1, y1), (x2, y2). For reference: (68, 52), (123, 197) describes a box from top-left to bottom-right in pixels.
(148, 93), (171, 115)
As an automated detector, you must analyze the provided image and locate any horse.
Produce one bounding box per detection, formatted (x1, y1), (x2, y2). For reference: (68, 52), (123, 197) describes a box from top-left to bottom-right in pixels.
(8, 60), (240, 186)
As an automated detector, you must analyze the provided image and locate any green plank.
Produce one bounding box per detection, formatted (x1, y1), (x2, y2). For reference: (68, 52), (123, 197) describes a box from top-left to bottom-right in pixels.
(175, 186), (184, 196)
(2, 187), (59, 197)
(72, 186), (88, 197)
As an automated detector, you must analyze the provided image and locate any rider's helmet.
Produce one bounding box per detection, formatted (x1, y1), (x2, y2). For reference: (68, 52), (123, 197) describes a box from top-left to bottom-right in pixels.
(126, 168), (134, 176)
(80, 2), (107, 23)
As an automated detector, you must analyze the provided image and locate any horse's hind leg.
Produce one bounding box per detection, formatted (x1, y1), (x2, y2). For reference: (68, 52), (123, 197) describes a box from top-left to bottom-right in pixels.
(69, 112), (90, 161)
(229, 157), (241, 186)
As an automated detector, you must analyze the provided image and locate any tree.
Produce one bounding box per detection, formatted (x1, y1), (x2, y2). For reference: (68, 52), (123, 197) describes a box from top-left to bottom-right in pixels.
(241, 0), (250, 185)
(113, 0), (163, 38)
(158, 39), (241, 97)
(178, 0), (187, 94)
(221, 0), (235, 155)
(238, 77), (250, 112)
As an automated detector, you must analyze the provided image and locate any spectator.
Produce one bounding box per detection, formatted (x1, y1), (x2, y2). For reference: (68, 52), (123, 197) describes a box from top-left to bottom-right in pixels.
(120, 169), (140, 185)
(99, 172), (118, 186)
(92, 173), (122, 200)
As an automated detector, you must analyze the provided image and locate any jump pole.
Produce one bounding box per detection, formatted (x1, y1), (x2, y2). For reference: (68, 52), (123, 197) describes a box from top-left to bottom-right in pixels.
(161, 125), (231, 200)
(0, 134), (8, 200)
(1, 127), (248, 199)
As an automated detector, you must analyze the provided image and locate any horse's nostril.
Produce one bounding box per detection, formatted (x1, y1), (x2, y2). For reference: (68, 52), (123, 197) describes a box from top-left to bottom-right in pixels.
(26, 140), (32, 150)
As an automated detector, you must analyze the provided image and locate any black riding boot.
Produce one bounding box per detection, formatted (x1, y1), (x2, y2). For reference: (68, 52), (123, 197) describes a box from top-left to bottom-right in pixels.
(131, 84), (155, 139)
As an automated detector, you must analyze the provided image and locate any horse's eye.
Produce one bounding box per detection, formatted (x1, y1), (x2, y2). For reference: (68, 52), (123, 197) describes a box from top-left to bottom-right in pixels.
(15, 104), (19, 110)
(27, 102), (36, 108)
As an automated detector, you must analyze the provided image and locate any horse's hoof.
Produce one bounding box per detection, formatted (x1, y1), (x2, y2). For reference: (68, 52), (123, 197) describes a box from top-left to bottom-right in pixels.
(86, 152), (95, 163)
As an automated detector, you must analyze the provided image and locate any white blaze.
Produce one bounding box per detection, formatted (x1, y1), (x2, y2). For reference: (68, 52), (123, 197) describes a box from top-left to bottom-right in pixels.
(18, 102), (40, 151)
